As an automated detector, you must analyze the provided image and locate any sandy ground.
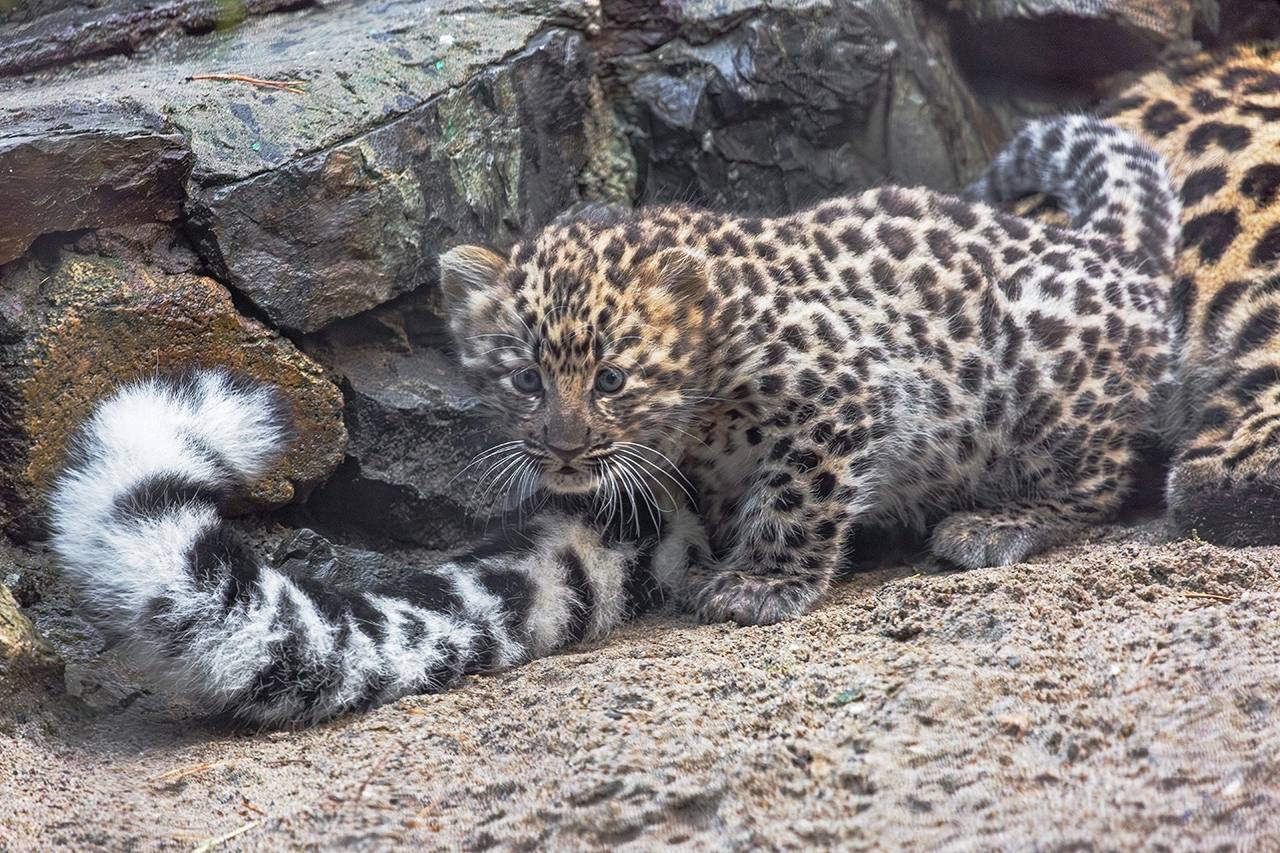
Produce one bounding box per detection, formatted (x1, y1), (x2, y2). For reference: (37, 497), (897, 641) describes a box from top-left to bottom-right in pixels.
(3, 517), (1279, 851)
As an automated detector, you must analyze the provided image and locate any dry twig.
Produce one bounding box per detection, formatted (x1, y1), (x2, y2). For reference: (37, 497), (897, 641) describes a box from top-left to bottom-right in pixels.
(191, 820), (260, 853)
(1183, 590), (1234, 603)
(354, 744), (401, 802)
(150, 761), (233, 787)
(189, 73), (306, 94)
(240, 799), (267, 817)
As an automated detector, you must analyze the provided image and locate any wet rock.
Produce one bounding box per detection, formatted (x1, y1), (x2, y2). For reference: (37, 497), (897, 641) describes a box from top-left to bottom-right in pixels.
(0, 0), (69, 26)
(300, 287), (503, 549)
(6, 0), (607, 333)
(0, 0), (314, 77)
(605, 0), (996, 212)
(0, 232), (347, 539)
(0, 104), (190, 265)
(0, 582), (62, 693)
(955, 0), (1194, 39)
(272, 527), (425, 590)
(187, 26), (603, 333)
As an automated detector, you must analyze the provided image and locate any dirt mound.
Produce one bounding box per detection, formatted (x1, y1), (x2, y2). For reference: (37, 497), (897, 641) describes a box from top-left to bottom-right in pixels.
(4, 520), (1277, 849)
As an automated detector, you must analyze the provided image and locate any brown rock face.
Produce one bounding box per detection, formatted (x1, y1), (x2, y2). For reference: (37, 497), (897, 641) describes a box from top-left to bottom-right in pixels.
(0, 582), (61, 691)
(186, 26), (602, 333)
(0, 240), (347, 539)
(0, 104), (191, 265)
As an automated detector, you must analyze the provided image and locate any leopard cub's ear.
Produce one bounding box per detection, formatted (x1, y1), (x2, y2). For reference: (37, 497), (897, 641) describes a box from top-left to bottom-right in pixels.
(439, 245), (509, 336)
(633, 247), (707, 305)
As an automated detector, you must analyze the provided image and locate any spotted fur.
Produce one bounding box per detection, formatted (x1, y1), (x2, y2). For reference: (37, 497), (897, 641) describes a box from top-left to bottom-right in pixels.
(966, 115), (1180, 276)
(441, 114), (1179, 627)
(1012, 44), (1280, 544)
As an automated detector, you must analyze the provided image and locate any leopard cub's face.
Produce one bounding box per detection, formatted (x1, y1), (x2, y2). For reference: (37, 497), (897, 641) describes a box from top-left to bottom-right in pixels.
(439, 229), (710, 498)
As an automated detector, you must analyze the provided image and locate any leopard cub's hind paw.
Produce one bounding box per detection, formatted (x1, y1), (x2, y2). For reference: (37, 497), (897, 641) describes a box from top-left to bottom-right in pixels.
(928, 512), (1040, 570)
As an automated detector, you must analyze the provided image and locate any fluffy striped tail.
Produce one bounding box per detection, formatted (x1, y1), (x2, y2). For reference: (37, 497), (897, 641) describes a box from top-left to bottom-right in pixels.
(48, 372), (651, 727)
(966, 115), (1181, 275)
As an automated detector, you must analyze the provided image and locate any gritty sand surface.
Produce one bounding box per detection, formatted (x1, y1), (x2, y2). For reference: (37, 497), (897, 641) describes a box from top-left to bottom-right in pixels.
(3, 518), (1280, 851)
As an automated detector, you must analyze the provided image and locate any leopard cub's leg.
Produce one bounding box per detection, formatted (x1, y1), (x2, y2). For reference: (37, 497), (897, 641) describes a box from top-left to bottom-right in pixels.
(929, 446), (1134, 570)
(680, 430), (864, 626)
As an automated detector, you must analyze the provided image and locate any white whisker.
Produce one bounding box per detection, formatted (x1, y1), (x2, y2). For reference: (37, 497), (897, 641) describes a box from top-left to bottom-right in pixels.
(614, 454), (663, 533)
(450, 440), (525, 484)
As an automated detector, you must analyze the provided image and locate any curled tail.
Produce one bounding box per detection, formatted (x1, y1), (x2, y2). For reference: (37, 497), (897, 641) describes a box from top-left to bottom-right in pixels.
(966, 114), (1181, 274)
(48, 372), (653, 726)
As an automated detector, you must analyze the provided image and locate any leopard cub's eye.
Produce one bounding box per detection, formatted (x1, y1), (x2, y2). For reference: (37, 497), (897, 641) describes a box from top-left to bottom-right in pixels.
(594, 366), (626, 394)
(512, 367), (543, 394)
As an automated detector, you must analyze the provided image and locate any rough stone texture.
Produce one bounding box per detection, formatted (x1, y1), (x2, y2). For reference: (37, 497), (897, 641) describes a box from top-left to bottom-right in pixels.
(187, 25), (601, 333)
(0, 0), (313, 76)
(3, 1), (589, 185)
(0, 232), (347, 538)
(271, 527), (436, 590)
(0, 581), (61, 696)
(3, 0), (605, 333)
(299, 287), (505, 548)
(945, 0), (1196, 79)
(0, 104), (191, 265)
(1, 0), (1022, 334)
(956, 0), (1195, 39)
(606, 0), (998, 212)
(4, 522), (1280, 847)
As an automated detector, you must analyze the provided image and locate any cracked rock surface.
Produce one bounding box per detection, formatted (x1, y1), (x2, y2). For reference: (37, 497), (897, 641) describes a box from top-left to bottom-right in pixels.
(606, 0), (996, 212)
(3, 0), (600, 331)
(0, 581), (61, 701)
(299, 287), (507, 547)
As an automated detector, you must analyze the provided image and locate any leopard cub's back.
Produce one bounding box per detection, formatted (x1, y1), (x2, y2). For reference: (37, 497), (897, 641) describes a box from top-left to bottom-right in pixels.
(675, 174), (1177, 537)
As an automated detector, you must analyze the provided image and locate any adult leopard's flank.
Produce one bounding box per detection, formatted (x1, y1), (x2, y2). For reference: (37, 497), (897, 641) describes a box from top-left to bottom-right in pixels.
(1014, 43), (1280, 545)
(50, 114), (1180, 726)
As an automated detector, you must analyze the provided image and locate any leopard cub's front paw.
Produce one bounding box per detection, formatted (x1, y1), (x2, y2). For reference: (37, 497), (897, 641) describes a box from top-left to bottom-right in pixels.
(688, 573), (823, 626)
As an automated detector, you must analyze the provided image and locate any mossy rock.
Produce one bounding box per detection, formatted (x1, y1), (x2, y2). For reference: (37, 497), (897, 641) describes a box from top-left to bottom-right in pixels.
(0, 244), (347, 538)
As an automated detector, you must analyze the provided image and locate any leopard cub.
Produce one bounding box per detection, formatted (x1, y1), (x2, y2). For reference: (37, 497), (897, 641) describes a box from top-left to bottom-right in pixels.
(444, 114), (1181, 625)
